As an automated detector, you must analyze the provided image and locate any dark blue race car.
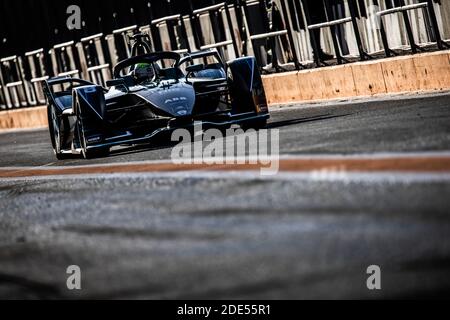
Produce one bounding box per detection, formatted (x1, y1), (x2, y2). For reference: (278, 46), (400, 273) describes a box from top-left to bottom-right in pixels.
(43, 49), (270, 159)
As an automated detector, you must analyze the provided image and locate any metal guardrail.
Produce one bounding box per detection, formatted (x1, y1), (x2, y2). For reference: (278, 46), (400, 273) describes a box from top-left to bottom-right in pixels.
(192, 2), (240, 60)
(377, 0), (449, 57)
(0, 55), (29, 108)
(304, 0), (372, 66)
(0, 0), (449, 110)
(151, 14), (192, 53)
(24, 48), (49, 106)
(80, 33), (112, 87)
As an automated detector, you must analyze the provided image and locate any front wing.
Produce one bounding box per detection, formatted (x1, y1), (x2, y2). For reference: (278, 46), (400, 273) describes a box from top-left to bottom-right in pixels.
(84, 111), (270, 152)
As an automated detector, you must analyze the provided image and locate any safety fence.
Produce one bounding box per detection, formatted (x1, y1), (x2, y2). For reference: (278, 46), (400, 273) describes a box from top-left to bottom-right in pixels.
(1, 0), (449, 110)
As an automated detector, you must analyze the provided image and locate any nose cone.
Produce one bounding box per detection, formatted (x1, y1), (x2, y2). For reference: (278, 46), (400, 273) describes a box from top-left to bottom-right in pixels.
(135, 82), (195, 117)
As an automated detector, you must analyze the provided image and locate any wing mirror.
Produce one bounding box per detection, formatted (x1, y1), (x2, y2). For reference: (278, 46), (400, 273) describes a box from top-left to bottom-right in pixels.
(106, 79), (125, 88)
(106, 78), (129, 93)
(186, 63), (205, 73)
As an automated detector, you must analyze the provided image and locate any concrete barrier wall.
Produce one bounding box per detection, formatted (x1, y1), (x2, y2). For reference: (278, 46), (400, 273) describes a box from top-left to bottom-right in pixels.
(0, 107), (48, 131)
(263, 50), (450, 105)
(1, 50), (449, 131)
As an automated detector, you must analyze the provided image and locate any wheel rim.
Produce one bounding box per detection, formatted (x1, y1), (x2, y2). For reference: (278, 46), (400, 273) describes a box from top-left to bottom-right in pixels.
(51, 106), (61, 154)
(79, 118), (88, 158)
(75, 103), (88, 158)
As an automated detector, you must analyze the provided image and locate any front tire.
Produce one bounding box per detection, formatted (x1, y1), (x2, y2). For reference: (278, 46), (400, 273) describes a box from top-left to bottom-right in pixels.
(48, 105), (68, 160)
(77, 108), (109, 160)
(81, 147), (110, 160)
(80, 126), (110, 159)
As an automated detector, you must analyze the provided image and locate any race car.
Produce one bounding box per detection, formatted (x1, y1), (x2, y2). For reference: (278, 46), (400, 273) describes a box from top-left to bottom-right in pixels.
(43, 49), (270, 159)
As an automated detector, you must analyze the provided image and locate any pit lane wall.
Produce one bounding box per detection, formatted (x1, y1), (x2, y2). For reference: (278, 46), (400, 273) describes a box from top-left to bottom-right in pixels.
(1, 50), (450, 131)
(263, 50), (450, 105)
(0, 106), (48, 131)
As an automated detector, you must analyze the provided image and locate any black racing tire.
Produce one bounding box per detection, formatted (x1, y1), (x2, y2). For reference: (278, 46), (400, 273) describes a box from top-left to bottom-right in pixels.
(79, 123), (110, 159)
(77, 105), (110, 160)
(81, 147), (110, 160)
(48, 105), (68, 160)
(79, 124), (110, 160)
(55, 151), (69, 161)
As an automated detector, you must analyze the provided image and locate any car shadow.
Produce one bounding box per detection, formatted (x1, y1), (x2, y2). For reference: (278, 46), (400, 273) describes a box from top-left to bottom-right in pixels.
(108, 140), (177, 158)
(105, 113), (352, 159)
(266, 113), (351, 129)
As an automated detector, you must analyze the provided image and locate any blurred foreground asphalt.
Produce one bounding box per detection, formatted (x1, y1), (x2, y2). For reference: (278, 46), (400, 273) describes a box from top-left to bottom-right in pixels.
(0, 92), (450, 299)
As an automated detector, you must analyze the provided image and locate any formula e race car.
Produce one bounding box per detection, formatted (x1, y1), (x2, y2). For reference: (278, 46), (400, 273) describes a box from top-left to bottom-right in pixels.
(43, 49), (270, 159)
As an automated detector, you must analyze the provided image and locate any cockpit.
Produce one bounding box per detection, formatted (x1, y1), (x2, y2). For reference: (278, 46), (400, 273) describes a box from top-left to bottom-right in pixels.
(109, 51), (227, 89)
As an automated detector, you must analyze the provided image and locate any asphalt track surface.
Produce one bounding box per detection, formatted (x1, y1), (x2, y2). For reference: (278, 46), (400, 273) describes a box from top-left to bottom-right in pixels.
(0, 92), (450, 299)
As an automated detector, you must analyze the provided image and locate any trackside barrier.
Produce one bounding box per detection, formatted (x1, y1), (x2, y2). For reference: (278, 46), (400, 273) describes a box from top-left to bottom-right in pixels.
(192, 2), (240, 61)
(111, 25), (139, 63)
(378, 0), (449, 57)
(110, 25), (138, 64)
(422, 0), (450, 50)
(80, 33), (112, 87)
(151, 14), (191, 54)
(262, 50), (450, 105)
(138, 25), (157, 52)
(0, 64), (8, 109)
(0, 106), (48, 130)
(50, 41), (82, 78)
(241, 0), (301, 72)
(0, 56), (29, 108)
(24, 49), (50, 106)
(303, 0), (372, 66)
(0, 77), (6, 110)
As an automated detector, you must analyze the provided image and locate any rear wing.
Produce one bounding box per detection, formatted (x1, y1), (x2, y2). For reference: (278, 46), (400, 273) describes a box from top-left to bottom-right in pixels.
(43, 76), (94, 92)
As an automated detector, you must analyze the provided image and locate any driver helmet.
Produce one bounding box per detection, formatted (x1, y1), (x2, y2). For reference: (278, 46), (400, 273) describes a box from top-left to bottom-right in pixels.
(132, 63), (155, 82)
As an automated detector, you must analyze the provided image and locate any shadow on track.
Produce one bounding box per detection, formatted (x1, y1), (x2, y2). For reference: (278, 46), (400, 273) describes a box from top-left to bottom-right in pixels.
(266, 114), (351, 129)
(89, 114), (352, 160)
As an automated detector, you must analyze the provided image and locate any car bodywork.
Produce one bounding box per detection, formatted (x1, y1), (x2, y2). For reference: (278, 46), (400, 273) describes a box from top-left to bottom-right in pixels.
(43, 49), (270, 159)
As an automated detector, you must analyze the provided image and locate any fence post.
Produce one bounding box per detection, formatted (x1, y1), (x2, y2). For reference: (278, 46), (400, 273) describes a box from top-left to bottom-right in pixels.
(279, 0), (302, 70)
(425, 0), (450, 49)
